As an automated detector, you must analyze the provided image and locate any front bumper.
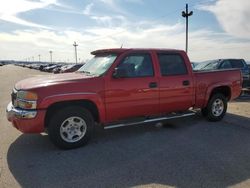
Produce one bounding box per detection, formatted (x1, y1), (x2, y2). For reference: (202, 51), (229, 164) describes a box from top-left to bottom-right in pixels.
(6, 102), (46, 133)
(6, 102), (37, 119)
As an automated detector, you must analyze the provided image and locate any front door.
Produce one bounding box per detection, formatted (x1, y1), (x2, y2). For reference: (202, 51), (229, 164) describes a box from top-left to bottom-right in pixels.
(105, 52), (159, 122)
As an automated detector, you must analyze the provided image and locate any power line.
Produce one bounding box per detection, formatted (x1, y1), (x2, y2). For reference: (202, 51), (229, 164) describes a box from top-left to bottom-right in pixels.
(182, 4), (193, 53)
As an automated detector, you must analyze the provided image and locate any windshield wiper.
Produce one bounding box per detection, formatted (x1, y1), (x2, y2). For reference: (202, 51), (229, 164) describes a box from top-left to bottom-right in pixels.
(78, 70), (91, 74)
(77, 70), (99, 76)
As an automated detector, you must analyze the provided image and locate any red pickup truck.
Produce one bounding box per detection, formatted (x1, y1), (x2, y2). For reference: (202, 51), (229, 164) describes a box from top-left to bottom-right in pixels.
(7, 48), (242, 149)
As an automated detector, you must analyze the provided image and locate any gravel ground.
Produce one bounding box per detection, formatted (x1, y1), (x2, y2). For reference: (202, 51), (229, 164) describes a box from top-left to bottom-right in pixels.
(0, 65), (250, 188)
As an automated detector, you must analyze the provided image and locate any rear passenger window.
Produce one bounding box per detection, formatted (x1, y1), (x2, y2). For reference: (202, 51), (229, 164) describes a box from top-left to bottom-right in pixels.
(157, 54), (187, 76)
(230, 60), (244, 68)
(220, 60), (232, 69)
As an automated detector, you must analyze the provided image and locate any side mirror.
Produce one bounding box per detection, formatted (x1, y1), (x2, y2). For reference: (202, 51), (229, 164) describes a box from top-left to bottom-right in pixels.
(113, 67), (127, 78)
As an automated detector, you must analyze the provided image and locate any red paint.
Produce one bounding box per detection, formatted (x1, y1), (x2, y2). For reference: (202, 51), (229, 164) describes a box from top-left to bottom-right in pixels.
(7, 110), (46, 133)
(7, 48), (242, 133)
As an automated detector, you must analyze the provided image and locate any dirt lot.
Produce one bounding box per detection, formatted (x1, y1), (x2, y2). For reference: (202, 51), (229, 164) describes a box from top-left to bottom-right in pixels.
(0, 65), (250, 188)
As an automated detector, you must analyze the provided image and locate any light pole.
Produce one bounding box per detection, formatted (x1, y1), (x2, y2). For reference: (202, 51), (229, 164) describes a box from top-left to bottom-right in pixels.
(38, 54), (41, 62)
(73, 41), (78, 64)
(182, 4), (193, 53)
(49, 51), (52, 63)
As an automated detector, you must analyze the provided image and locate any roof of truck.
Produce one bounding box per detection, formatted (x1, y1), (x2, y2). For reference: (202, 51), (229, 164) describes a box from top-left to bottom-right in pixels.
(91, 48), (185, 55)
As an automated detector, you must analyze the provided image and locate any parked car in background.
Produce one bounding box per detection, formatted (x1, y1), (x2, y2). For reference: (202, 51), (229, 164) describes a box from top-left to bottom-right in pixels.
(53, 65), (64, 74)
(53, 64), (72, 73)
(43, 64), (61, 72)
(191, 62), (198, 69)
(39, 64), (49, 71)
(31, 64), (42, 70)
(194, 59), (250, 88)
(58, 64), (73, 73)
(60, 63), (84, 73)
(247, 64), (250, 88)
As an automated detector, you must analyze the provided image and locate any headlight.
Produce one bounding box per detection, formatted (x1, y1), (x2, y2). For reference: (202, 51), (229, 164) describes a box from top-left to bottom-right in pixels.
(17, 91), (38, 100)
(16, 91), (38, 109)
(17, 99), (37, 109)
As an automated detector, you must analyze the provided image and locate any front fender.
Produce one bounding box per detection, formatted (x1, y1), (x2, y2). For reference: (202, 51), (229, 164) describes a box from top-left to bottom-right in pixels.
(39, 92), (106, 123)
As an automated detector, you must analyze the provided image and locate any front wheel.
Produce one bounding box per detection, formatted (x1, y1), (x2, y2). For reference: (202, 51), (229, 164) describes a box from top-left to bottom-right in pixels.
(204, 93), (227, 122)
(48, 106), (94, 149)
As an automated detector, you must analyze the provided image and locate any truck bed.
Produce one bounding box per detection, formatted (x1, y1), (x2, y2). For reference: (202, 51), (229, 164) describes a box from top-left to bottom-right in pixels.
(193, 69), (242, 108)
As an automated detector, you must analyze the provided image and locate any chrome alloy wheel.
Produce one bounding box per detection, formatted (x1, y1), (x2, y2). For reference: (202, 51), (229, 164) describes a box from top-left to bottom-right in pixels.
(212, 99), (224, 117)
(60, 116), (87, 143)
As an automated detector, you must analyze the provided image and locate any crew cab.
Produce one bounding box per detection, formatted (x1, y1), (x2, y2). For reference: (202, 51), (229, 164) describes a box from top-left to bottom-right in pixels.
(6, 48), (242, 149)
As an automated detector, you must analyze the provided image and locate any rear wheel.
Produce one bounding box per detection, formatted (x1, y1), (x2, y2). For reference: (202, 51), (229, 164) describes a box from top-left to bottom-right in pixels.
(204, 93), (227, 122)
(48, 106), (94, 149)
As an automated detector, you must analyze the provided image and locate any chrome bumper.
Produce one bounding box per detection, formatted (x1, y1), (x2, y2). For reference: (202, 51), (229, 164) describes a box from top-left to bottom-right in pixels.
(6, 102), (37, 119)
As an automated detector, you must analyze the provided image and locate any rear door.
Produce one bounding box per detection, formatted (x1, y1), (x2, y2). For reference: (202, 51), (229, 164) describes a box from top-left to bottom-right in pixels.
(219, 60), (232, 69)
(105, 51), (159, 122)
(156, 52), (194, 114)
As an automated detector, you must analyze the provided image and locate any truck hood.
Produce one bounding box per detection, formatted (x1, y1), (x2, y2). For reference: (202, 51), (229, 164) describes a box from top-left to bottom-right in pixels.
(15, 73), (92, 90)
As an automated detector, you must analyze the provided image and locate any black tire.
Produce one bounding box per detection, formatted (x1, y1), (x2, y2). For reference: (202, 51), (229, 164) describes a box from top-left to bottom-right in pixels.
(201, 108), (208, 117)
(48, 106), (94, 149)
(205, 93), (227, 122)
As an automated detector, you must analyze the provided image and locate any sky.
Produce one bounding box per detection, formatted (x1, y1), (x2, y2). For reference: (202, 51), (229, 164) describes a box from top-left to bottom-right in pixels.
(0, 0), (250, 63)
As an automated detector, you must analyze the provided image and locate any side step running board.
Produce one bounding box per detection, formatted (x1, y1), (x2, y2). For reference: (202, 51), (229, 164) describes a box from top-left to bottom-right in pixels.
(104, 111), (196, 130)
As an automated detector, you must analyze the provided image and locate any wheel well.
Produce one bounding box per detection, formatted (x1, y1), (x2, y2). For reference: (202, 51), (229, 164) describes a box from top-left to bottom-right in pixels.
(210, 86), (231, 101)
(45, 100), (99, 127)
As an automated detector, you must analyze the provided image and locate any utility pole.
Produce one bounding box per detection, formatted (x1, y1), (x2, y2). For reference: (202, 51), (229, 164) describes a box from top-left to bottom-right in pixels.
(49, 51), (52, 63)
(38, 54), (41, 62)
(182, 4), (193, 53)
(73, 41), (78, 64)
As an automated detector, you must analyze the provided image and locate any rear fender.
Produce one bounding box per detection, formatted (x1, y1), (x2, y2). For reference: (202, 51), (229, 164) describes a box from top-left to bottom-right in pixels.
(203, 82), (232, 108)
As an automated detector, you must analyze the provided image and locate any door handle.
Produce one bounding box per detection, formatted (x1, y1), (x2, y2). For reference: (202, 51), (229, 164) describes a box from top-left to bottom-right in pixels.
(149, 82), (157, 88)
(182, 80), (190, 86)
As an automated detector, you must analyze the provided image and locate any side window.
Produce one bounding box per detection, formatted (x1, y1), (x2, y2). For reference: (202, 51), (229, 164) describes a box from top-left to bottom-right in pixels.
(117, 53), (154, 77)
(220, 60), (232, 69)
(230, 60), (244, 68)
(157, 54), (187, 76)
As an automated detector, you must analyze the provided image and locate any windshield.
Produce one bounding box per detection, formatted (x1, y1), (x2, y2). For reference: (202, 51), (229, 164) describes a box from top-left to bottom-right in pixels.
(77, 54), (117, 76)
(194, 60), (220, 70)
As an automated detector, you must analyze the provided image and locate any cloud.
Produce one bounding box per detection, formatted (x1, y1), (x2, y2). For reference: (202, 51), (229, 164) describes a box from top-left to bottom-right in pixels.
(89, 15), (127, 27)
(1, 21), (250, 62)
(99, 0), (115, 6)
(99, 0), (127, 15)
(198, 0), (250, 39)
(83, 3), (94, 15)
(0, 0), (57, 28)
(124, 0), (144, 4)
